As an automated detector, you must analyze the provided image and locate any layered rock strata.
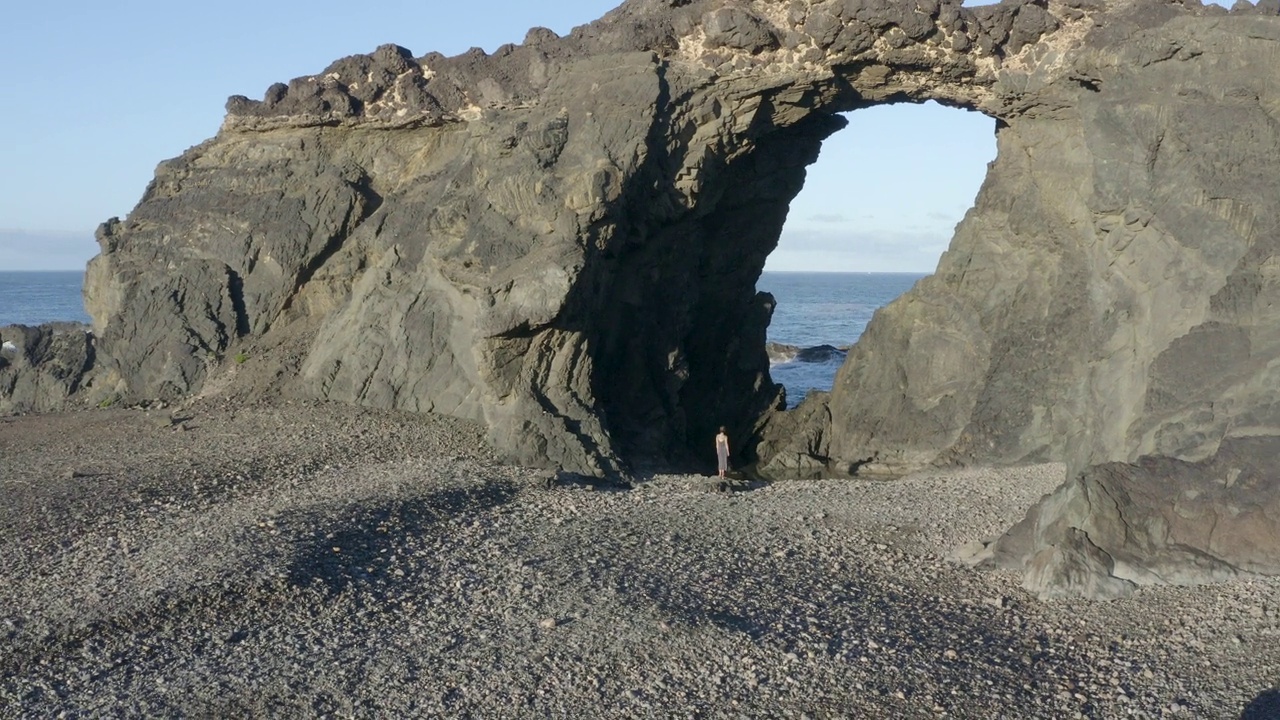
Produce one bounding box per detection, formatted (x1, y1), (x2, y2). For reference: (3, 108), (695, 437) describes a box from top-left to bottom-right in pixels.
(10, 0), (1277, 596)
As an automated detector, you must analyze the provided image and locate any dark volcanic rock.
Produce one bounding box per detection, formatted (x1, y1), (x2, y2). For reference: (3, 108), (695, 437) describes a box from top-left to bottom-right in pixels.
(702, 7), (781, 52)
(794, 344), (847, 363)
(46, 0), (1280, 596)
(0, 324), (95, 414)
(751, 390), (834, 478)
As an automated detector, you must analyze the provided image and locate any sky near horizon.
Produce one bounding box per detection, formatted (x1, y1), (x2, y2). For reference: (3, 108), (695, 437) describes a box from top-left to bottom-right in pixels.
(0, 0), (1206, 273)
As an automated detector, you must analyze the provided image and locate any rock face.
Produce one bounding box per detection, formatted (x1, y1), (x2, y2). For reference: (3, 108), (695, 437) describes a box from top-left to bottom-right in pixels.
(985, 439), (1280, 600)
(16, 0), (1276, 596)
(0, 324), (95, 415)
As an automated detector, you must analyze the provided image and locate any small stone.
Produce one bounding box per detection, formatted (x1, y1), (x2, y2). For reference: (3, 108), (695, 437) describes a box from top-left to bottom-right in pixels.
(538, 618), (558, 629)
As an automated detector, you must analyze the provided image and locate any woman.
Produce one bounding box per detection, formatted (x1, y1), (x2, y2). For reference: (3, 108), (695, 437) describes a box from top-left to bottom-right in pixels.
(715, 426), (730, 478)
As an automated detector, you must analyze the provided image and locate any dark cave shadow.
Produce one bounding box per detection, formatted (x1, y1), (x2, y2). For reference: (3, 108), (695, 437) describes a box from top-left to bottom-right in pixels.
(284, 480), (519, 597)
(1241, 689), (1280, 720)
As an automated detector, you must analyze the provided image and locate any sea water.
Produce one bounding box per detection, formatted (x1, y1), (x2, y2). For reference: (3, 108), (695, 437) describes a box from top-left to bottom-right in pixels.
(757, 271), (924, 406)
(0, 270), (922, 404)
(0, 271), (92, 327)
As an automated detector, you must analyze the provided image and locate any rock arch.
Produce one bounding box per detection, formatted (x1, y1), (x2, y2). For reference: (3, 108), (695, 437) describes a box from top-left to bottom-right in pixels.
(72, 0), (1280, 597)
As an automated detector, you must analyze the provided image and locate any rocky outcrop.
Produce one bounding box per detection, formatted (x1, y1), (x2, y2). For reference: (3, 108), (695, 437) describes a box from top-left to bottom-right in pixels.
(794, 344), (846, 363)
(759, 0), (1280, 484)
(750, 0), (1280, 596)
(26, 0), (1278, 596)
(765, 342), (848, 364)
(0, 324), (96, 414)
(977, 438), (1280, 599)
(752, 390), (837, 478)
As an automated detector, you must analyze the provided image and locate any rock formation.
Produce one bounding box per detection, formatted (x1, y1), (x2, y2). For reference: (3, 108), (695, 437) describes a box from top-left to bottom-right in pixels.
(6, 0), (1279, 597)
(0, 324), (95, 415)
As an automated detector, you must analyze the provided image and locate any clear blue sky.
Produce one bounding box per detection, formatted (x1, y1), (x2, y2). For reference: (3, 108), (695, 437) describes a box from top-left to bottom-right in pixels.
(4, 0), (1221, 273)
(768, 101), (992, 273)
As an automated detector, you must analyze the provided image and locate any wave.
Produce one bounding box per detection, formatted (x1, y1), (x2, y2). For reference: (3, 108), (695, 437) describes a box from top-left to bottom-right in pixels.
(766, 342), (799, 364)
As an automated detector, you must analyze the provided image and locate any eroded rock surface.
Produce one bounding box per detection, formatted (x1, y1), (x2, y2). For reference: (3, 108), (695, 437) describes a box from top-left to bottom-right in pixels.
(7, 0), (1279, 596)
(0, 324), (95, 415)
(985, 439), (1280, 600)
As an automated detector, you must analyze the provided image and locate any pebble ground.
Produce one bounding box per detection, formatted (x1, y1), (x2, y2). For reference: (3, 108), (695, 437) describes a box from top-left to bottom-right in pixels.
(2, 399), (1278, 718)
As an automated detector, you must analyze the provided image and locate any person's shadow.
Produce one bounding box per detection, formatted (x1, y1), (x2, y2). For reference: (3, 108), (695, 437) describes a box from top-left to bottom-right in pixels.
(1241, 688), (1280, 719)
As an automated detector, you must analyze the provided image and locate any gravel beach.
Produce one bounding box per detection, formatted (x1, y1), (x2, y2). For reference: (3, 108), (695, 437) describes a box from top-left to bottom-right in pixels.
(2, 399), (1278, 718)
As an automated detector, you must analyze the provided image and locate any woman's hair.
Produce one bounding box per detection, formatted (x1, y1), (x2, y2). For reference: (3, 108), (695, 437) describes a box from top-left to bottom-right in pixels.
(719, 426), (726, 432)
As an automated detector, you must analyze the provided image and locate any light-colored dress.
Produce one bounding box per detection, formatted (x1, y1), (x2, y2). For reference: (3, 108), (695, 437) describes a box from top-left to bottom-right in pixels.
(715, 432), (730, 473)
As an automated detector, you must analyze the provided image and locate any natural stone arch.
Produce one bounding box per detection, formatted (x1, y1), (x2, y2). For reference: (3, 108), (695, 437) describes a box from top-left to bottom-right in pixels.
(64, 0), (1280, 598)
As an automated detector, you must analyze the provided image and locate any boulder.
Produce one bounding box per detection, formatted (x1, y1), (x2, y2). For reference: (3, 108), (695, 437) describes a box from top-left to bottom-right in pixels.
(988, 438), (1280, 598)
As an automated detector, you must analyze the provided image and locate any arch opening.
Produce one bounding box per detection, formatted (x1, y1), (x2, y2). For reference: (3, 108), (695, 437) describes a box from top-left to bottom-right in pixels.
(587, 99), (997, 475)
(759, 101), (995, 410)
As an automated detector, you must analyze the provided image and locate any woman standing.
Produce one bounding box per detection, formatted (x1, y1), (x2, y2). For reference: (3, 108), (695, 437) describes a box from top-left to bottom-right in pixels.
(715, 426), (730, 478)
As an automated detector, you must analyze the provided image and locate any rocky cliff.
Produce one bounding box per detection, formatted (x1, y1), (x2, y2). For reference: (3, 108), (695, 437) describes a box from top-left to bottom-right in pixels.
(10, 0), (1280, 597)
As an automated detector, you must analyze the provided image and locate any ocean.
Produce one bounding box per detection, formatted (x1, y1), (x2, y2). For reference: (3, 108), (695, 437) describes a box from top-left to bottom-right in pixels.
(757, 271), (924, 406)
(0, 270), (922, 402)
(0, 271), (92, 327)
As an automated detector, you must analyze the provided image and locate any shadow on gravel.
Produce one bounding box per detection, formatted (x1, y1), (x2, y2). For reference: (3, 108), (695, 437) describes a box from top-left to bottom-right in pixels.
(285, 480), (518, 597)
(1242, 689), (1280, 719)
(626, 541), (1121, 713)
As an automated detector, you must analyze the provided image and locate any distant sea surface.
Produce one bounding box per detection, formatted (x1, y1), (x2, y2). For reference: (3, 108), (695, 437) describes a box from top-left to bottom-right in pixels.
(0, 271), (91, 327)
(757, 271), (924, 406)
(0, 270), (920, 405)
